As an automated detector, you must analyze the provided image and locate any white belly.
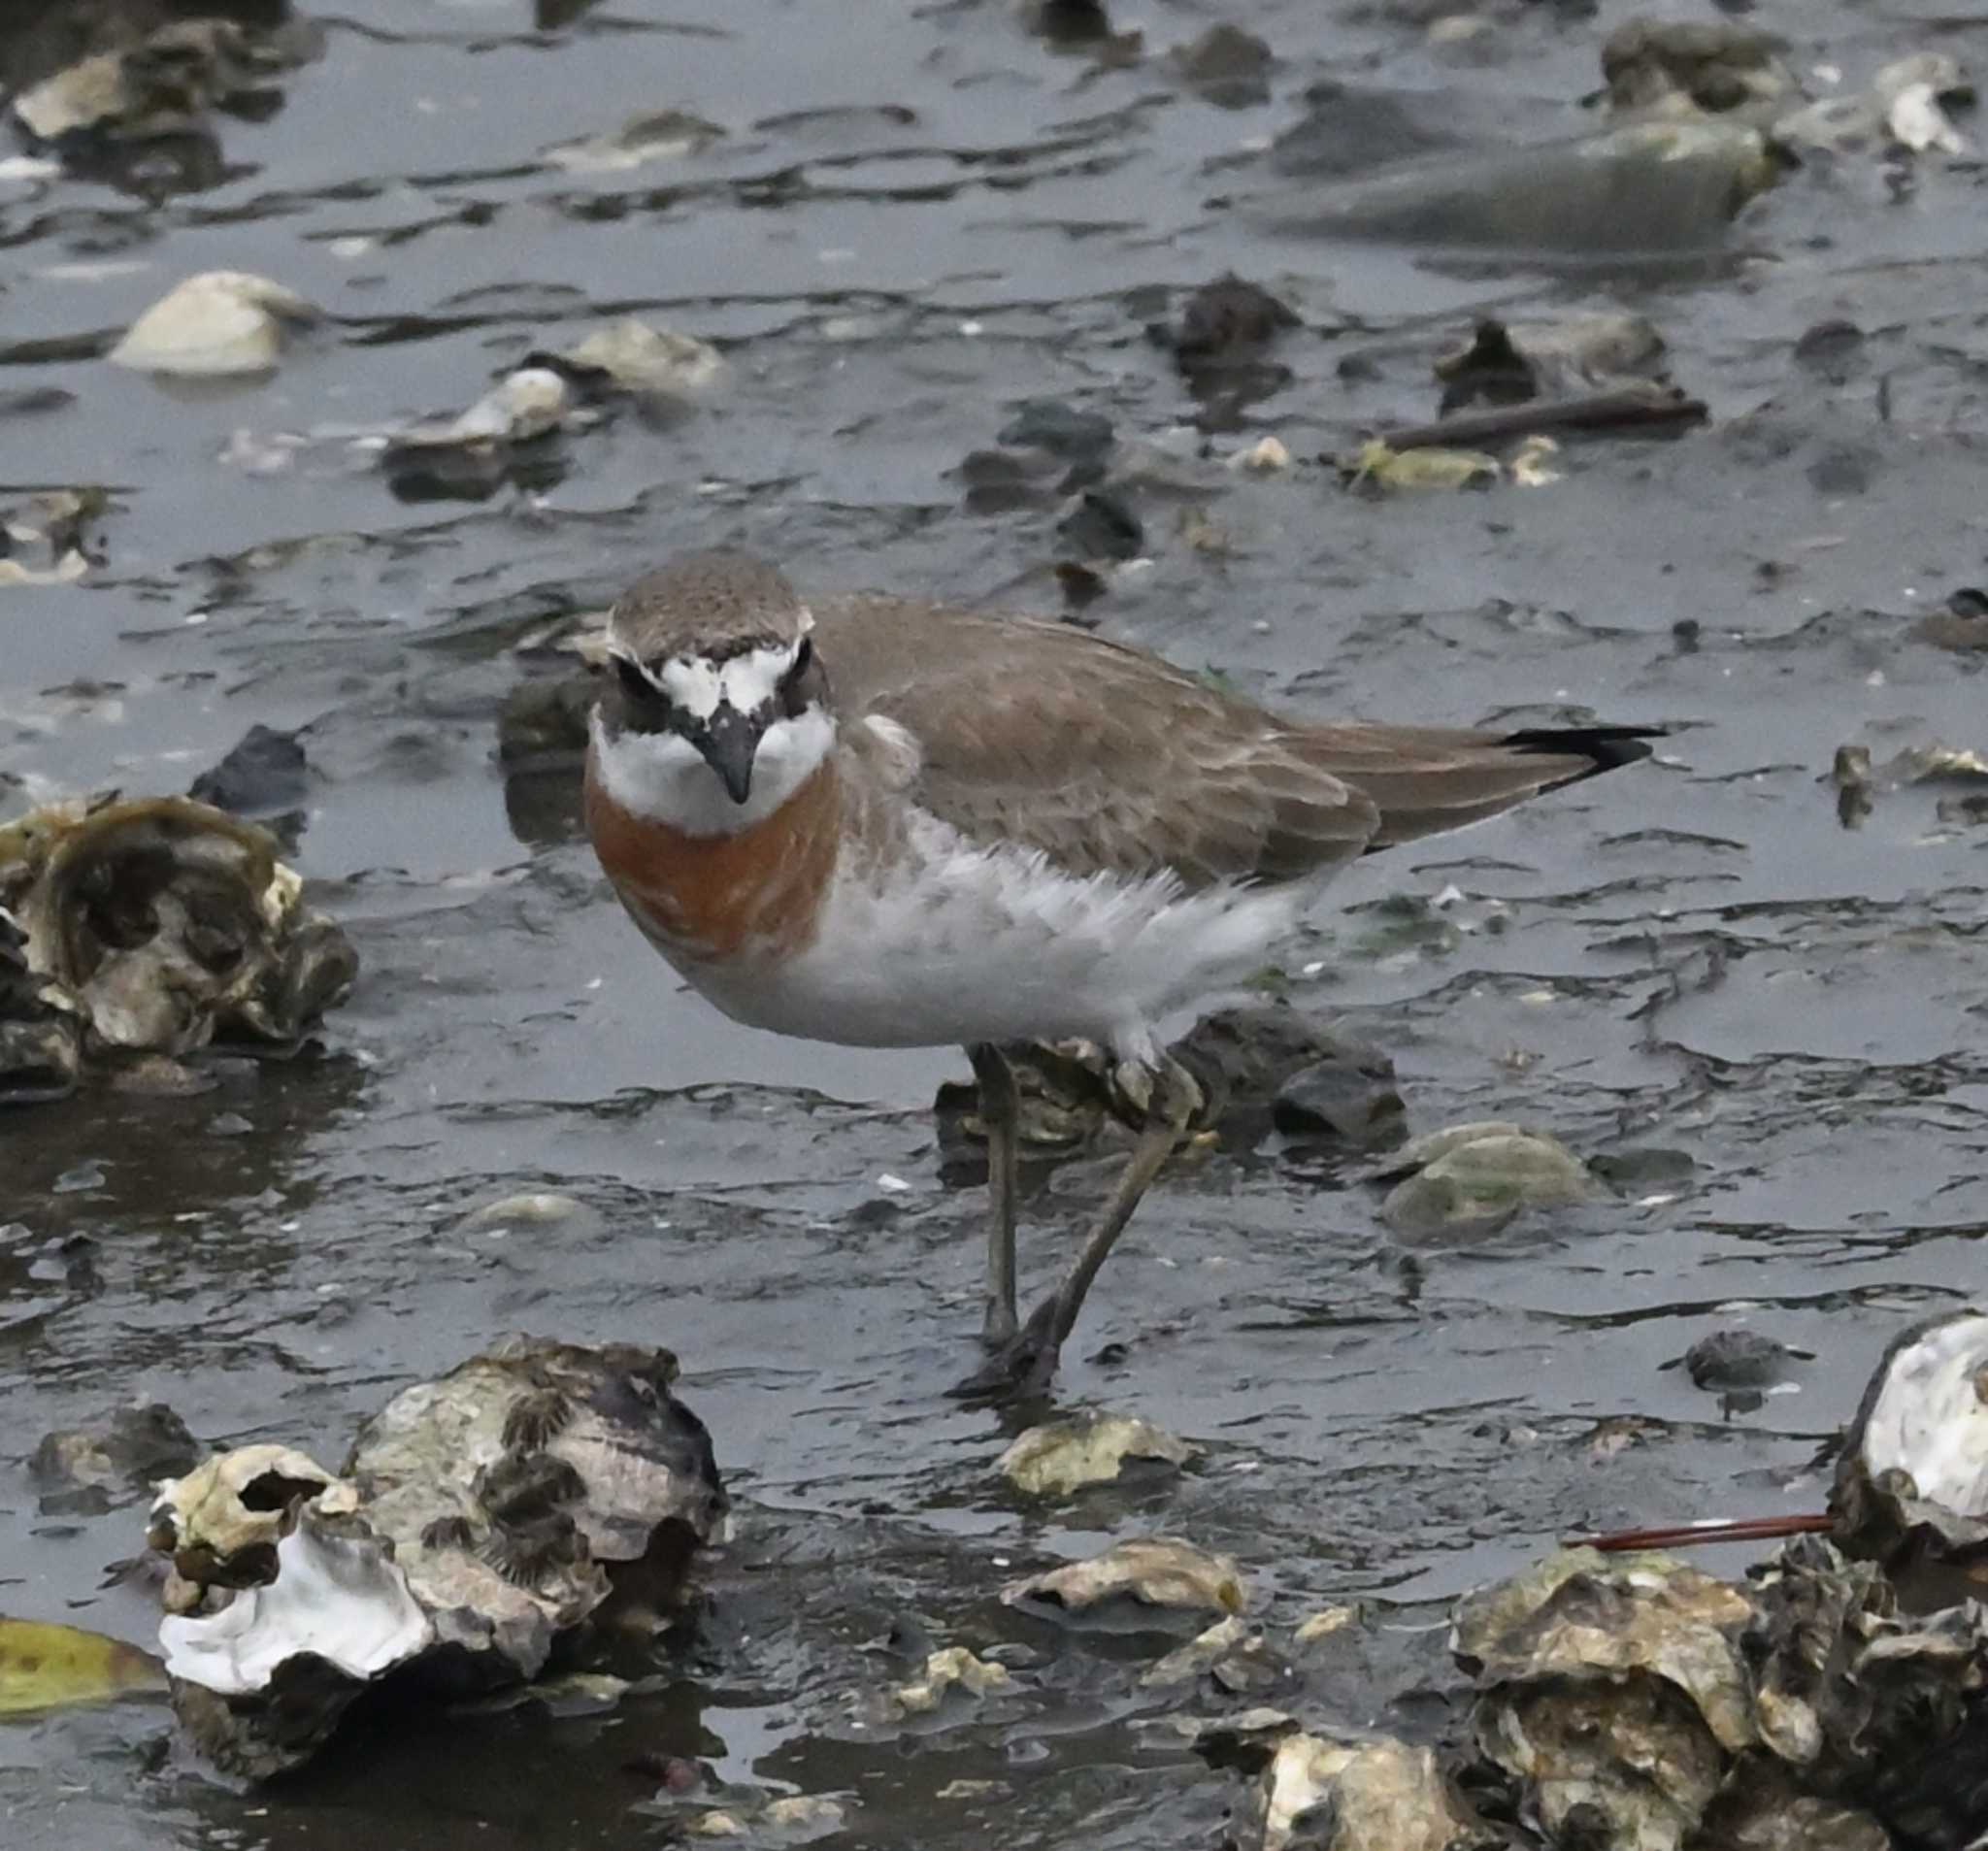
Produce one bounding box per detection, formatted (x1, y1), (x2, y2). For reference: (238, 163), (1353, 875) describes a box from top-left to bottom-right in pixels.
(673, 819), (1318, 1063)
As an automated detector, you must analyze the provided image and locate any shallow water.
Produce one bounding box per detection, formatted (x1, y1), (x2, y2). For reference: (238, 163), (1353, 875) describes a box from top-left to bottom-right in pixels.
(3, 0), (1987, 1844)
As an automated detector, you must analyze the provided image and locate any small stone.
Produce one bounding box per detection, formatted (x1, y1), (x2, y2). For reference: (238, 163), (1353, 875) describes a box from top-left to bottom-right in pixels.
(462, 1192), (584, 1230)
(109, 272), (318, 378)
(1227, 436), (1292, 473)
(1376, 1122), (1591, 1236)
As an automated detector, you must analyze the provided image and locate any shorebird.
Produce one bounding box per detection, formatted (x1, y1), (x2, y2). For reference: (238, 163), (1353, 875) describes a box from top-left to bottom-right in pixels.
(582, 549), (1658, 1398)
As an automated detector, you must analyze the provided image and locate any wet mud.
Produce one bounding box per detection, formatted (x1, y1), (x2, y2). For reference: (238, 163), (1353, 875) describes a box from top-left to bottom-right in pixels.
(4, 0), (1987, 1844)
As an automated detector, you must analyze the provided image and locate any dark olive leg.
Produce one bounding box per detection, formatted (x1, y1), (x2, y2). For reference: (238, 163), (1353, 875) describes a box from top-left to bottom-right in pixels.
(967, 1042), (1020, 1347)
(950, 1055), (1196, 1402)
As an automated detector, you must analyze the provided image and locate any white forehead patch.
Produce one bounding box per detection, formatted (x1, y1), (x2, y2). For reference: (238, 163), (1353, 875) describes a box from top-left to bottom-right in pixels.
(655, 638), (804, 721)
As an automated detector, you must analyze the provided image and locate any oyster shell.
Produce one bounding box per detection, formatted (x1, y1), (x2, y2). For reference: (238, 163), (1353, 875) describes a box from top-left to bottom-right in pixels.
(155, 1337), (725, 1779)
(1834, 1307), (1988, 1570)
(0, 794), (356, 1091)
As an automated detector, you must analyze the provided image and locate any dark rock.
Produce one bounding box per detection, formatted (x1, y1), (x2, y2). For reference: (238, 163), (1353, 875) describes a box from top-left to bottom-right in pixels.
(1272, 1053), (1406, 1146)
(1793, 318), (1864, 383)
(998, 399), (1115, 466)
(1166, 274), (1299, 369)
(1590, 1146), (1697, 1188)
(1269, 81), (1474, 181)
(1679, 1328), (1805, 1391)
(1170, 1005), (1397, 1136)
(1056, 489), (1143, 561)
(188, 723), (309, 818)
(0, 386), (79, 417)
(956, 446), (1062, 515)
(1171, 24), (1272, 109)
(1806, 446), (1877, 497)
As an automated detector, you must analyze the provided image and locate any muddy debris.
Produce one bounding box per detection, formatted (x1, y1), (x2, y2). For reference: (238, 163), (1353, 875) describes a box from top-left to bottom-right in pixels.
(1773, 53), (1975, 160)
(109, 270), (319, 378)
(998, 1411), (1194, 1496)
(1249, 116), (1778, 256)
(152, 1336), (725, 1778)
(0, 794), (355, 1099)
(0, 487), (105, 586)
(1601, 18), (1794, 118)
(1375, 1121), (1592, 1237)
(541, 107), (726, 174)
(1004, 1536), (1246, 1623)
(1434, 314), (1667, 413)
(8, 13), (319, 193)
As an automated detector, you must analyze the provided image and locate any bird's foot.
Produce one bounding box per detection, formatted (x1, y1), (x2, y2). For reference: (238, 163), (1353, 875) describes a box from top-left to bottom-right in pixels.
(948, 1298), (1060, 1405)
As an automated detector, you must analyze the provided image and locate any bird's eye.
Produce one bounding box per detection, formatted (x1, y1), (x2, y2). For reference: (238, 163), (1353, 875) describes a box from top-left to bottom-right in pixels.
(614, 656), (658, 703)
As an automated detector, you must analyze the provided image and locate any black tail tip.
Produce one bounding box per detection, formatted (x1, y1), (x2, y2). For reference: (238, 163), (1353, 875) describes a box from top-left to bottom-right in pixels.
(1503, 723), (1667, 777)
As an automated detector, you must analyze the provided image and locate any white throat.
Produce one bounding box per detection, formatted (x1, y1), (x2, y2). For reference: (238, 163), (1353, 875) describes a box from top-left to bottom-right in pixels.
(589, 704), (836, 837)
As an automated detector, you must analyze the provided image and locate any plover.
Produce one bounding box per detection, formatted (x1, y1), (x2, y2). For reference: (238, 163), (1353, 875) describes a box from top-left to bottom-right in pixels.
(583, 549), (1659, 1397)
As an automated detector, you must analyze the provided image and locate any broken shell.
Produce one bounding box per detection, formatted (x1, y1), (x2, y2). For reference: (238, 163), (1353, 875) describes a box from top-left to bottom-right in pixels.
(148, 1445), (356, 1596)
(156, 1337), (724, 1778)
(109, 272), (319, 378)
(998, 1411), (1193, 1496)
(1256, 1734), (1468, 1851)
(884, 1645), (1012, 1717)
(1139, 1613), (1274, 1690)
(160, 1504), (431, 1696)
(389, 367), (574, 451)
(1833, 1307), (1988, 1568)
(0, 794), (357, 1070)
(1003, 1536), (1246, 1621)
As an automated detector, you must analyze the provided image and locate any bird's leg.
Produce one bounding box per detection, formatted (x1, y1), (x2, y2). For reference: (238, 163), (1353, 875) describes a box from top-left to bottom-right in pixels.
(951, 1052), (1199, 1403)
(967, 1041), (1020, 1347)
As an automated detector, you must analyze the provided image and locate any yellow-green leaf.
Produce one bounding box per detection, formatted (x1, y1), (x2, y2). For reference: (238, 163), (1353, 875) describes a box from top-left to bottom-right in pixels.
(0, 1615), (167, 1716)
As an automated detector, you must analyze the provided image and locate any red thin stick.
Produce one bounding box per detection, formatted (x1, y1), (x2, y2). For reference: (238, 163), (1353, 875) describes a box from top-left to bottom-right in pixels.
(1567, 1512), (1837, 1553)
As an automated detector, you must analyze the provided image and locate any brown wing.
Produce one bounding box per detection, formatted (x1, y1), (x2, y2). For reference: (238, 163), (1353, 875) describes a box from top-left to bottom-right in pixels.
(812, 594), (1655, 890)
(814, 594), (1377, 889)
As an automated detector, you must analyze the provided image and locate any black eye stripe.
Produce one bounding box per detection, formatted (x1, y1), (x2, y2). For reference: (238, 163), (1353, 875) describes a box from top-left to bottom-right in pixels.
(614, 656), (661, 703)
